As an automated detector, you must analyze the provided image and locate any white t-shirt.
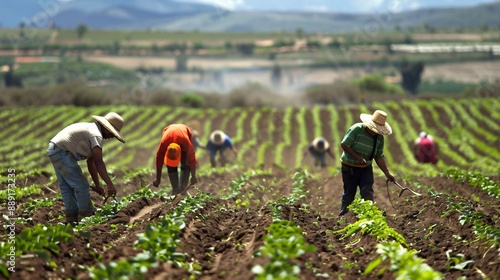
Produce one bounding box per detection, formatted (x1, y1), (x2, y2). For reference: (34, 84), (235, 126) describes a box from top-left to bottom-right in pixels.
(51, 122), (104, 160)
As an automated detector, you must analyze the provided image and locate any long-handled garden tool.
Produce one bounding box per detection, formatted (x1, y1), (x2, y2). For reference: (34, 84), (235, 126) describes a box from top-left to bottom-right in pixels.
(386, 179), (422, 209)
(90, 185), (120, 206)
(165, 182), (197, 206)
(103, 194), (118, 204)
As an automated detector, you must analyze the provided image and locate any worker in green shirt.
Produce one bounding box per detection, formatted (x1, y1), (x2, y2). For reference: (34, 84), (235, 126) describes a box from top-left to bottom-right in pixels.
(339, 110), (395, 216)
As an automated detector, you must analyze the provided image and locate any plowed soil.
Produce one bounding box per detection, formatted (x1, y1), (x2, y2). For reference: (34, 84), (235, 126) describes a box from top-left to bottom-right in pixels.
(1, 100), (499, 279)
(2, 167), (499, 280)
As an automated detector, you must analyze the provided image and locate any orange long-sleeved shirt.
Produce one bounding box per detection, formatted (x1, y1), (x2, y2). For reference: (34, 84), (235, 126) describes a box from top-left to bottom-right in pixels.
(156, 124), (197, 169)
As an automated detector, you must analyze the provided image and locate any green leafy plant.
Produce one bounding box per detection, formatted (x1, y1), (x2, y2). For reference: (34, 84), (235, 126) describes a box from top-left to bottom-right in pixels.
(365, 241), (443, 279)
(252, 220), (316, 279)
(445, 250), (474, 271)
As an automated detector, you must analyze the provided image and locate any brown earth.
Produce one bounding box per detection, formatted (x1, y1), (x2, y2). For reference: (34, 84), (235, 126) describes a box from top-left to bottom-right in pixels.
(1, 100), (499, 279)
(1, 166), (499, 280)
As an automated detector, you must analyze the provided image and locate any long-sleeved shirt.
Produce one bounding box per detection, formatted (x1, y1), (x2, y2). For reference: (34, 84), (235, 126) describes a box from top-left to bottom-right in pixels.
(156, 124), (197, 169)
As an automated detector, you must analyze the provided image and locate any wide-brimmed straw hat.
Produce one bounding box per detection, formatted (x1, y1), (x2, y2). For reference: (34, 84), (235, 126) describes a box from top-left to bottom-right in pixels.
(210, 130), (226, 145)
(360, 110), (392, 136)
(92, 112), (125, 143)
(312, 137), (329, 152)
(164, 143), (181, 167)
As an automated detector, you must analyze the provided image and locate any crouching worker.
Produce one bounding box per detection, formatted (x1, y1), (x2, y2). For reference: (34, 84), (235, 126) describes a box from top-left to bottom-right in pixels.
(414, 131), (438, 164)
(206, 130), (238, 168)
(47, 112), (125, 226)
(303, 136), (335, 168)
(153, 124), (198, 196)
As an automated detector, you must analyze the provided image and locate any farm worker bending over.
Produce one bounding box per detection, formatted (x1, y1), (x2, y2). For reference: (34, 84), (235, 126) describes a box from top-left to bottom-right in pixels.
(47, 112), (125, 226)
(206, 130), (238, 168)
(153, 124), (198, 196)
(185, 120), (205, 151)
(414, 131), (438, 164)
(339, 110), (395, 216)
(302, 136), (335, 168)
(191, 129), (205, 151)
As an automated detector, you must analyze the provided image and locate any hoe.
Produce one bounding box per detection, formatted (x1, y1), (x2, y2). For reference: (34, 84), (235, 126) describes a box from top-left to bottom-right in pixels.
(386, 179), (422, 209)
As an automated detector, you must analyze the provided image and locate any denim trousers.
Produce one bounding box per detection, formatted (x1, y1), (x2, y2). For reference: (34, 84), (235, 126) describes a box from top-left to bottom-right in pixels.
(341, 163), (374, 206)
(47, 142), (93, 214)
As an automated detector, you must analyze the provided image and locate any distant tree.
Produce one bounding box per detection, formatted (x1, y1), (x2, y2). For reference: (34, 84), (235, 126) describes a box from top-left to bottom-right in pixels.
(176, 55), (188, 72)
(295, 28), (304, 39)
(192, 42), (204, 52)
(399, 60), (424, 95)
(403, 34), (414, 44)
(273, 39), (294, 48)
(178, 42), (188, 54)
(19, 22), (26, 38)
(422, 23), (436, 33)
(235, 43), (255, 56)
(224, 41), (233, 51)
(271, 63), (282, 88)
(110, 40), (120, 55)
(328, 39), (341, 48)
(268, 52), (277, 61)
(306, 40), (320, 48)
(76, 24), (88, 39)
(394, 25), (402, 32)
(151, 43), (160, 55)
(383, 38), (394, 55)
(4, 64), (23, 88)
(179, 93), (204, 108)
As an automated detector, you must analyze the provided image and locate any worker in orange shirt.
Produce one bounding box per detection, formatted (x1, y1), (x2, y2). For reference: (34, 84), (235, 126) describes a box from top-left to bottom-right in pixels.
(153, 124), (198, 195)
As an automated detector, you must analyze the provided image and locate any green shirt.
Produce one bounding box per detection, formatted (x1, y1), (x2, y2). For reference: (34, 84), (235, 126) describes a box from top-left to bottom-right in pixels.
(340, 123), (385, 166)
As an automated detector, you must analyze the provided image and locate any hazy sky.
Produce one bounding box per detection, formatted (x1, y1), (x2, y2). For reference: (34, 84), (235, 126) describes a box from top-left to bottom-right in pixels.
(181, 0), (499, 12)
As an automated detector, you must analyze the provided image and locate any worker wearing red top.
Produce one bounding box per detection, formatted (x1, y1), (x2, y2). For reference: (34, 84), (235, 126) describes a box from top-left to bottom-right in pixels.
(414, 131), (438, 164)
(153, 124), (198, 195)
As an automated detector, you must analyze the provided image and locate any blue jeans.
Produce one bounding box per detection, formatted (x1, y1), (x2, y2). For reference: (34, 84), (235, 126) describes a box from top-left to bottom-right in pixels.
(47, 142), (93, 214)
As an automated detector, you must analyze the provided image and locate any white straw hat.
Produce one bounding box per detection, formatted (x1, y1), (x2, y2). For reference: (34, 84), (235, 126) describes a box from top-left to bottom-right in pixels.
(312, 137), (329, 152)
(92, 112), (125, 143)
(209, 130), (226, 145)
(360, 110), (392, 136)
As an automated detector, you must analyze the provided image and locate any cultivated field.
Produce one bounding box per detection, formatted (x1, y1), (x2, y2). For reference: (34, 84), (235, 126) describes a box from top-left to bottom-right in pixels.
(0, 97), (499, 279)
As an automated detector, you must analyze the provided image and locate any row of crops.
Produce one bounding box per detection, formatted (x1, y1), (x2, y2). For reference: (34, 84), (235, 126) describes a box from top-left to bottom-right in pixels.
(1, 165), (499, 279)
(0, 96), (499, 279)
(0, 97), (499, 176)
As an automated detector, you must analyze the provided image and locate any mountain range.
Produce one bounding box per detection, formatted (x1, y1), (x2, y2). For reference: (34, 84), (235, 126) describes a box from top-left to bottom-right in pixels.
(1, 0), (499, 32)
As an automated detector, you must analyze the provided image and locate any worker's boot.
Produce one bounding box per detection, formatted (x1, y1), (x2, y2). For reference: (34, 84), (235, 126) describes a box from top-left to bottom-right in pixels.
(179, 169), (190, 194)
(210, 158), (217, 168)
(168, 172), (180, 195)
(339, 202), (349, 216)
(78, 210), (94, 223)
(65, 211), (78, 227)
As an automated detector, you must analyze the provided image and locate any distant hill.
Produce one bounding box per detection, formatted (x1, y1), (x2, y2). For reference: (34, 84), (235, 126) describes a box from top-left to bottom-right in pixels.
(1, 1), (499, 32)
